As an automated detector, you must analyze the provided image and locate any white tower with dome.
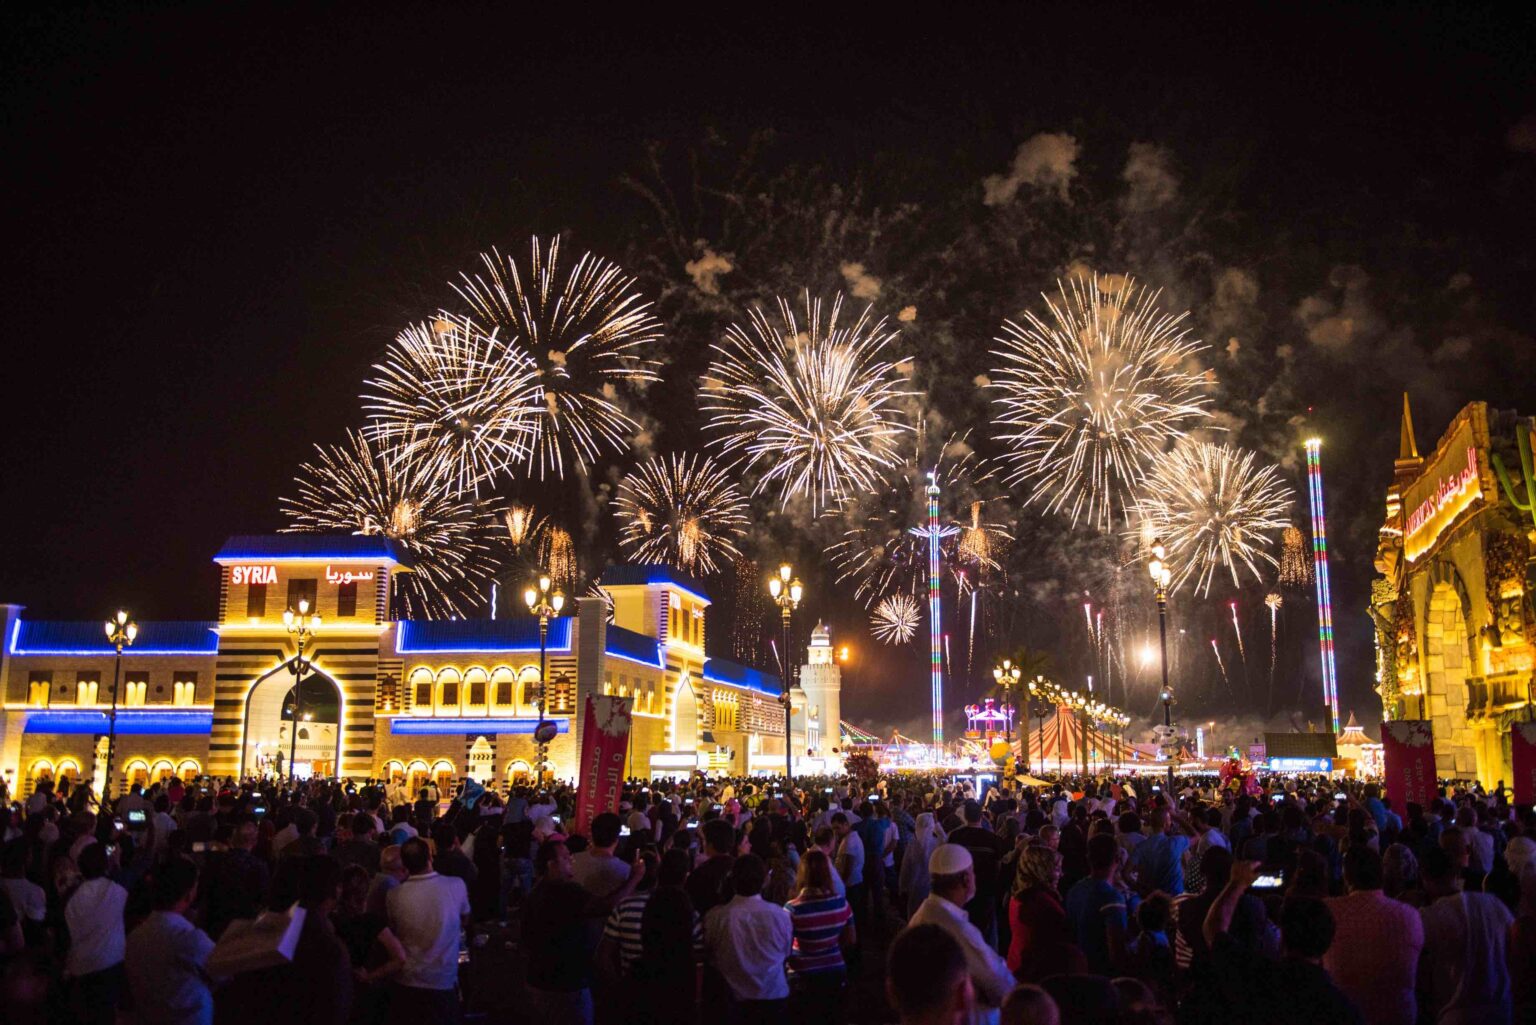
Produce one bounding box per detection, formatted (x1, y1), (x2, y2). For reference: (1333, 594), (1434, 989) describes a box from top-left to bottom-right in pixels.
(799, 621), (843, 768)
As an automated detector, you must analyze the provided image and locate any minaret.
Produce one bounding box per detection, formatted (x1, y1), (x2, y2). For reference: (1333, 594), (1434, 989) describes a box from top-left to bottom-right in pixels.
(799, 621), (842, 764)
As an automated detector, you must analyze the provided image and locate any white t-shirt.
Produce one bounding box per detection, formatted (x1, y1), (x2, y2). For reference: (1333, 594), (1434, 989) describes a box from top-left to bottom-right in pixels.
(1, 876), (46, 922)
(65, 877), (129, 976)
(837, 831), (866, 887)
(388, 871), (470, 991)
(571, 849), (630, 897)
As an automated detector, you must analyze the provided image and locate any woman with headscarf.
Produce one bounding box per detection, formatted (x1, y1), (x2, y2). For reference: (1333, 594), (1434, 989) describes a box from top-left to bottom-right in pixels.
(1007, 844), (1080, 981)
(898, 812), (943, 919)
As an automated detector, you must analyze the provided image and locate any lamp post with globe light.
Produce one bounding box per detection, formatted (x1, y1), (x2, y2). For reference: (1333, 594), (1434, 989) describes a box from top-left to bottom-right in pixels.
(1149, 539), (1175, 793)
(283, 600), (322, 780)
(524, 574), (565, 781)
(103, 610), (137, 800)
(768, 564), (803, 782)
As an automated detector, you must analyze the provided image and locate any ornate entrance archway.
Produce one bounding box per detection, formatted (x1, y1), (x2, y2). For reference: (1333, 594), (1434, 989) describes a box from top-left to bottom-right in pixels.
(240, 663), (344, 779)
(1423, 566), (1479, 777)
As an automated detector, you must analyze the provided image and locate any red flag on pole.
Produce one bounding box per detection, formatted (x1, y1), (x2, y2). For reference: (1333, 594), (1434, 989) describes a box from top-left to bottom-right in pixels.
(573, 694), (633, 838)
(1381, 720), (1437, 809)
(1511, 722), (1536, 805)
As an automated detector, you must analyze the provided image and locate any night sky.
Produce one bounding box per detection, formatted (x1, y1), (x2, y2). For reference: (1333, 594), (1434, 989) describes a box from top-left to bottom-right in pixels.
(4, 5), (1534, 740)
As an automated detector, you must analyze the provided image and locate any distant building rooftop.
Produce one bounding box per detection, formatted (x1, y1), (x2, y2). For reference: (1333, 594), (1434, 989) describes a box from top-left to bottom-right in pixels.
(595, 564), (710, 604)
(703, 657), (781, 697)
(215, 534), (415, 568)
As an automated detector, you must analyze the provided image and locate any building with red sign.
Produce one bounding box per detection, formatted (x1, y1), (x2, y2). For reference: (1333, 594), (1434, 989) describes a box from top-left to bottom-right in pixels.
(1372, 398), (1536, 783)
(0, 535), (815, 797)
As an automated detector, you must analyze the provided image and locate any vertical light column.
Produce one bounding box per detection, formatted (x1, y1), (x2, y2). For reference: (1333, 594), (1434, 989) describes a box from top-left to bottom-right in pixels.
(927, 472), (945, 751)
(1304, 439), (1341, 734)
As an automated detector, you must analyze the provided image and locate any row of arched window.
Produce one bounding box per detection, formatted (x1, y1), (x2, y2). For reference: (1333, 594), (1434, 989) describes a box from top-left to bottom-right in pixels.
(406, 666), (542, 717)
(379, 757), (536, 793)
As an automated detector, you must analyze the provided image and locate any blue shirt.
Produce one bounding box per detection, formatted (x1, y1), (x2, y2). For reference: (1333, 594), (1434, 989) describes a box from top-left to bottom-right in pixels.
(1130, 832), (1191, 896)
(1064, 877), (1128, 975)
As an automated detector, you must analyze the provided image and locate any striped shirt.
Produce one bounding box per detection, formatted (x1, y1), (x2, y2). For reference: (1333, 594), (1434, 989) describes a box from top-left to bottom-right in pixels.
(603, 892), (703, 973)
(785, 891), (852, 975)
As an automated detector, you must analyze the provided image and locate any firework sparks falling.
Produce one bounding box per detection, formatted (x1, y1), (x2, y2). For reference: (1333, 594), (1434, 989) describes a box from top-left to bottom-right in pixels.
(614, 453), (749, 574)
(1265, 591), (1283, 697)
(362, 315), (539, 494)
(1229, 601), (1246, 662)
(1210, 638), (1232, 695)
(1279, 525), (1313, 589)
(454, 236), (663, 478)
(502, 503), (546, 549)
(1132, 442), (1294, 596)
(989, 274), (1213, 529)
(280, 429), (491, 619)
(958, 501), (1008, 569)
(540, 525), (578, 590)
(871, 593), (921, 645)
(702, 293), (913, 514)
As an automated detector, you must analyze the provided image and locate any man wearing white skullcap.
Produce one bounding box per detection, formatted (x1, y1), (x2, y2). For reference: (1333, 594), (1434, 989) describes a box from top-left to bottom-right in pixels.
(906, 843), (1016, 1025)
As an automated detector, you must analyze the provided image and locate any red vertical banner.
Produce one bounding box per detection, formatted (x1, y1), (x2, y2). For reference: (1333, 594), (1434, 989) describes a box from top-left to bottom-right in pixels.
(1381, 720), (1437, 808)
(1511, 723), (1536, 805)
(573, 694), (633, 838)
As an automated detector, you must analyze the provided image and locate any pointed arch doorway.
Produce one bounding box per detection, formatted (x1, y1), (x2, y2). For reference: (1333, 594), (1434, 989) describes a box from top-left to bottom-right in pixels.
(241, 663), (343, 779)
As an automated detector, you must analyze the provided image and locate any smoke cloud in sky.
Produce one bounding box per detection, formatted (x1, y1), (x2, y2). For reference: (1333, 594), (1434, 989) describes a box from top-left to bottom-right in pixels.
(982, 132), (1081, 205)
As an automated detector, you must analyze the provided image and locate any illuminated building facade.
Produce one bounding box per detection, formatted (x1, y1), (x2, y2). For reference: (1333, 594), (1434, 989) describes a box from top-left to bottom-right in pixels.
(1372, 398), (1536, 783)
(0, 535), (791, 796)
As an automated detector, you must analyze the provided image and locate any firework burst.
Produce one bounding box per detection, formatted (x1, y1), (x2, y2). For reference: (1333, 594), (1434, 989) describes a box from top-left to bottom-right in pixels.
(280, 429), (492, 619)
(502, 503), (546, 550)
(454, 236), (663, 478)
(702, 292), (913, 514)
(1132, 441), (1293, 596)
(872, 593), (922, 645)
(989, 274), (1213, 529)
(362, 315), (539, 494)
(614, 453), (749, 574)
(1279, 525), (1313, 589)
(826, 434), (1000, 607)
(540, 525), (578, 590)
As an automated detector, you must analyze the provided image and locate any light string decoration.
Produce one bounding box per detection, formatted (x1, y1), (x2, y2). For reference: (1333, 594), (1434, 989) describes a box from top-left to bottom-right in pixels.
(1304, 438), (1341, 734)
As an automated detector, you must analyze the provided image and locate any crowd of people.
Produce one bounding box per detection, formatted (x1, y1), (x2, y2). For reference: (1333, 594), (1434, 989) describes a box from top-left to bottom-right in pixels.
(1, 768), (1534, 1025)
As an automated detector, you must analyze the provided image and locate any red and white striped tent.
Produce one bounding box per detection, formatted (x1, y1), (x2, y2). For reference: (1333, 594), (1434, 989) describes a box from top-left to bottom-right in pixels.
(1018, 705), (1135, 774)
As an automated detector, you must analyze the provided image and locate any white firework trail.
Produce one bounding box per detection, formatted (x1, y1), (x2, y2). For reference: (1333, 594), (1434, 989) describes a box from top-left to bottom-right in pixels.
(871, 593), (921, 645)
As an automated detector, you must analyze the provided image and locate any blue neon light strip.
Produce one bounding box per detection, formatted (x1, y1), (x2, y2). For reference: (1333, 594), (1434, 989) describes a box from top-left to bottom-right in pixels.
(9, 620), (220, 656)
(605, 626), (664, 668)
(24, 710), (214, 735)
(214, 534), (411, 565)
(927, 477), (944, 748)
(395, 618), (572, 654)
(702, 658), (781, 697)
(389, 716), (570, 735)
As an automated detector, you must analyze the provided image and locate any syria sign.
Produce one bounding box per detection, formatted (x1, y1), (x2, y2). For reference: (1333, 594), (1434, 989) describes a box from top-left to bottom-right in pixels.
(573, 694), (634, 838)
(1381, 720), (1437, 808)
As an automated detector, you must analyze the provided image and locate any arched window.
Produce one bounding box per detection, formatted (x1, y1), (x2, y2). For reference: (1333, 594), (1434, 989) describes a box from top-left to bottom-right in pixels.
(381, 760), (405, 784)
(491, 668), (516, 712)
(464, 668), (488, 715)
(150, 759), (175, 783)
(431, 760), (456, 794)
(505, 759), (532, 785)
(125, 760), (150, 788)
(177, 759), (200, 781)
(28, 759), (54, 789)
(77, 678), (100, 705)
(409, 668), (433, 716)
(517, 666), (541, 715)
(56, 759), (81, 783)
(406, 760), (431, 794)
(436, 669), (460, 715)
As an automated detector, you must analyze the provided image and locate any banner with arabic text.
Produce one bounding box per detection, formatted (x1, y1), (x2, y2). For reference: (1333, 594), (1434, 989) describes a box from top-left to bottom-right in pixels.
(573, 694), (633, 838)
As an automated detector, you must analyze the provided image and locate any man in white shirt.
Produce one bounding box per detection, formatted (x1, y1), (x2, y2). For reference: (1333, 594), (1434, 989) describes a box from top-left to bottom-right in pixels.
(66, 842), (129, 1022)
(125, 857), (216, 1025)
(0, 842), (45, 926)
(908, 844), (1016, 1025)
(703, 853), (792, 1023)
(386, 837), (470, 1023)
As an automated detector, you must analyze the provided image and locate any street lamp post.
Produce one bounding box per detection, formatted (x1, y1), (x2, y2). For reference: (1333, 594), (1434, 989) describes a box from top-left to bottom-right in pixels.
(992, 659), (1022, 742)
(1027, 676), (1048, 777)
(1149, 539), (1175, 794)
(524, 574), (565, 782)
(283, 600), (322, 781)
(103, 610), (137, 801)
(769, 564), (803, 782)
